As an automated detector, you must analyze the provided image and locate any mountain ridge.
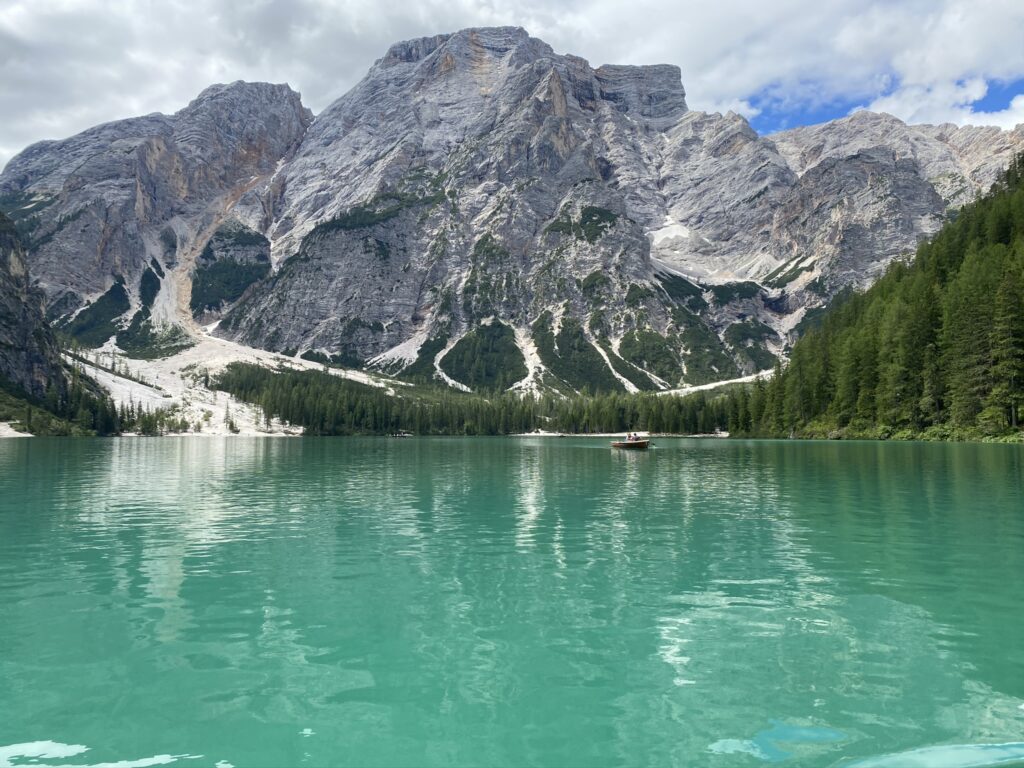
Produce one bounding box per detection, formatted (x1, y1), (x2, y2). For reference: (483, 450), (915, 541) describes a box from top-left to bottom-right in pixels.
(2, 27), (1022, 395)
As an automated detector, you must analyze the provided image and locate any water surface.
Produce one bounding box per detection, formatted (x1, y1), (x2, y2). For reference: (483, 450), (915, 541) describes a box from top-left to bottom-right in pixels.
(1, 437), (1023, 767)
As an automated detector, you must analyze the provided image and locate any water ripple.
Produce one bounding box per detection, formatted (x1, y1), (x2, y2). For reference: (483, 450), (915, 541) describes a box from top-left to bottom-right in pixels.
(1, 437), (1022, 766)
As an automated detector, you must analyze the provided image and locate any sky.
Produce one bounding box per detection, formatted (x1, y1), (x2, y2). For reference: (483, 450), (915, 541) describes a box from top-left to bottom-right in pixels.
(2, 0), (1023, 170)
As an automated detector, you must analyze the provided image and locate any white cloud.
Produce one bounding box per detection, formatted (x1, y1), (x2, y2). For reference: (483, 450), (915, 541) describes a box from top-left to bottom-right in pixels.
(867, 80), (1024, 128)
(0, 0), (1023, 170)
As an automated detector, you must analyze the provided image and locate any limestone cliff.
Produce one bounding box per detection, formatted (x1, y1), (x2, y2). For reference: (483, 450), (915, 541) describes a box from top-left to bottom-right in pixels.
(0, 213), (65, 400)
(2, 28), (1022, 392)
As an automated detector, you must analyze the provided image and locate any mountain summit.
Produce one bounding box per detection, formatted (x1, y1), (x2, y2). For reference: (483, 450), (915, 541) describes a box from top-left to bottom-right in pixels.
(2, 28), (1022, 393)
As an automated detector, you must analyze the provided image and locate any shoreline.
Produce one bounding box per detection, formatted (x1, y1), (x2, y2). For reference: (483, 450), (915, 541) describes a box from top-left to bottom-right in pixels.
(0, 430), (727, 440)
(0, 422), (32, 438)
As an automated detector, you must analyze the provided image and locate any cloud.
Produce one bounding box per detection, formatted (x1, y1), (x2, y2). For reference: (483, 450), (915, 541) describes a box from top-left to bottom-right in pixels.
(1, 0), (1023, 170)
(866, 79), (1024, 128)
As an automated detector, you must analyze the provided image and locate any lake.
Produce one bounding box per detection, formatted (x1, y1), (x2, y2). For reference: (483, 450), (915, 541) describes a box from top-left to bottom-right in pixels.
(1, 437), (1023, 767)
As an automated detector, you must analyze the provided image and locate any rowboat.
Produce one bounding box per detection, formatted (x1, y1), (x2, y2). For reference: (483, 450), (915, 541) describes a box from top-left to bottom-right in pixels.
(610, 439), (650, 450)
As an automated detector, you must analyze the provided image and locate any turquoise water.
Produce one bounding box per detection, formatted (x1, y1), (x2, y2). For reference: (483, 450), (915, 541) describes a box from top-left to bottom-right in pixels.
(1, 437), (1023, 767)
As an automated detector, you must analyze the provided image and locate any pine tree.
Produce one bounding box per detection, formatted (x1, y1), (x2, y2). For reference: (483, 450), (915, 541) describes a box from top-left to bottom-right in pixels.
(984, 262), (1024, 429)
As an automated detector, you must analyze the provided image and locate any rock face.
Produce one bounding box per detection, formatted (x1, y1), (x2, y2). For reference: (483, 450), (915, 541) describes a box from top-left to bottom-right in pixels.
(0, 81), (311, 325)
(1, 27), (1022, 392)
(0, 213), (65, 400)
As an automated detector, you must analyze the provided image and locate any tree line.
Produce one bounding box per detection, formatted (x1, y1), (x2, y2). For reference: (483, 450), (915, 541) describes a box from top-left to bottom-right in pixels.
(6, 354), (191, 437)
(214, 363), (731, 436)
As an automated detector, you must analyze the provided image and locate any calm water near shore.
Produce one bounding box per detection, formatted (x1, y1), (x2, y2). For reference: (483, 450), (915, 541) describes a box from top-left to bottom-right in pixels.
(1, 437), (1023, 767)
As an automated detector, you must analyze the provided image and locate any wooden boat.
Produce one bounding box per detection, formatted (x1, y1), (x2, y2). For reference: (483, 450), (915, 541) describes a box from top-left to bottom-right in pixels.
(610, 439), (650, 451)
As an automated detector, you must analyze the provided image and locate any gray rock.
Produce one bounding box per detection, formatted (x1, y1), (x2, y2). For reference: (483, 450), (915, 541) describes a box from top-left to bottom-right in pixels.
(0, 213), (65, 400)
(2, 27), (1021, 391)
(0, 81), (312, 325)
(222, 27), (1021, 389)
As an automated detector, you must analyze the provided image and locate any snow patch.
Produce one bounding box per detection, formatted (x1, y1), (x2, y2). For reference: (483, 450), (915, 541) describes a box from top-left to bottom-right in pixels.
(648, 217), (691, 246)
(657, 369), (772, 397)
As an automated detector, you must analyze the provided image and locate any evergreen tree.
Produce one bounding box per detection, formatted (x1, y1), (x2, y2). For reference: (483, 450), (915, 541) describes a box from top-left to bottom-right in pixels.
(984, 259), (1024, 428)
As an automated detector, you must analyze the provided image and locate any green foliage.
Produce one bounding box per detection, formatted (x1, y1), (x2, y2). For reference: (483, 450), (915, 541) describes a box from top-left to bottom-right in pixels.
(619, 330), (681, 385)
(190, 259), (271, 315)
(461, 234), (515, 320)
(213, 225), (269, 249)
(727, 152), (1024, 440)
(674, 310), (741, 384)
(724, 319), (775, 346)
(190, 223), (272, 317)
(399, 334), (451, 382)
(793, 289), (854, 337)
(581, 270), (611, 297)
(116, 311), (194, 359)
(60, 281), (130, 347)
(0, 384), (84, 436)
(440, 322), (528, 391)
(724, 319), (778, 371)
(596, 339), (659, 391)
(0, 192), (58, 246)
(214, 362), (730, 436)
(533, 312), (622, 392)
(545, 205), (618, 243)
(656, 273), (707, 311)
(0, 354), (185, 437)
(307, 190), (444, 239)
(710, 281), (762, 304)
(472, 233), (510, 263)
(301, 350), (359, 369)
(545, 207), (575, 237)
(578, 207), (618, 243)
(625, 284), (654, 308)
(764, 257), (815, 288)
(139, 267), (161, 310)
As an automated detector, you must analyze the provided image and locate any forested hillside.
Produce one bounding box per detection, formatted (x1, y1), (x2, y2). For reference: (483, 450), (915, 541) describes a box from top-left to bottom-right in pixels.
(214, 363), (730, 436)
(728, 152), (1024, 440)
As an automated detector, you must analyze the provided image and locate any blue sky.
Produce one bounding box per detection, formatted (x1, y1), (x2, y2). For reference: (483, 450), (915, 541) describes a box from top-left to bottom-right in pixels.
(749, 95), (871, 135)
(750, 76), (1024, 134)
(971, 77), (1024, 113)
(1, 0), (1023, 168)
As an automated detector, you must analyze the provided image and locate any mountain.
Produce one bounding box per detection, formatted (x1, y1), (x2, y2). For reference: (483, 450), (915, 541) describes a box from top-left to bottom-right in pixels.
(1, 27), (1021, 394)
(725, 154), (1024, 439)
(0, 212), (66, 401)
(0, 81), (311, 342)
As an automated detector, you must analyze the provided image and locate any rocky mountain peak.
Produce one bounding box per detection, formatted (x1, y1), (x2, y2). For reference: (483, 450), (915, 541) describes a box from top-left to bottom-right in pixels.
(594, 64), (687, 125)
(379, 27), (545, 70)
(1, 28), (1022, 396)
(0, 79), (313, 314)
(170, 80), (313, 174)
(184, 79), (304, 107)
(380, 33), (453, 66)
